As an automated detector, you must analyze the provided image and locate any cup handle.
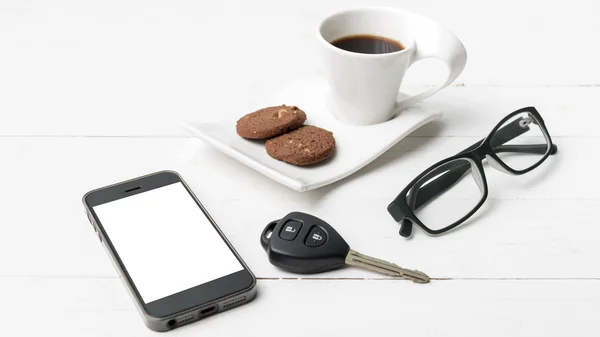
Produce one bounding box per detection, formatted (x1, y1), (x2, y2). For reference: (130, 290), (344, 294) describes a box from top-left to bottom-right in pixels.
(396, 18), (467, 110)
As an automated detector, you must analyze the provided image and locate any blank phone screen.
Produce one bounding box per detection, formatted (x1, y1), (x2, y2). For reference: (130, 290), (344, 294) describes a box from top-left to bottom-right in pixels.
(93, 182), (243, 304)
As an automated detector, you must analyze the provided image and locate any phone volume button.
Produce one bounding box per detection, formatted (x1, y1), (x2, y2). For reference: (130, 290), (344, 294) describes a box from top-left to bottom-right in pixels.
(87, 212), (95, 226)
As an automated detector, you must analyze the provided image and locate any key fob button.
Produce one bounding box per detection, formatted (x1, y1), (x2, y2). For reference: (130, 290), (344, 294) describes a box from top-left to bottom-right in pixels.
(305, 226), (327, 247)
(279, 220), (302, 241)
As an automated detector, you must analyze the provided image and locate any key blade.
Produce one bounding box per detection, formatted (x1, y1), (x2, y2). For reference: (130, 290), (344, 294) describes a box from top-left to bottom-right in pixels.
(345, 249), (430, 283)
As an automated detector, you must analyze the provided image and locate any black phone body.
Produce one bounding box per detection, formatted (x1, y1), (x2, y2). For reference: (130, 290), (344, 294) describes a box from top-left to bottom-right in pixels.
(83, 171), (256, 331)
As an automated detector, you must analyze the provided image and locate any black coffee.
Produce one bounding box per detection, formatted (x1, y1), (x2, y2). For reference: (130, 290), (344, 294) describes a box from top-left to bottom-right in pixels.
(331, 34), (404, 54)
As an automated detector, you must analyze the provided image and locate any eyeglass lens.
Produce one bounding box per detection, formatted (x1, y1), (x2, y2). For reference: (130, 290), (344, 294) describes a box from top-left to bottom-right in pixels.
(490, 112), (550, 171)
(406, 158), (485, 231)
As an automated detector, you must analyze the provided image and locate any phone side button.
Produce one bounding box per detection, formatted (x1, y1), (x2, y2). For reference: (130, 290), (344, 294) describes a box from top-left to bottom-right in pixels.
(97, 232), (103, 243)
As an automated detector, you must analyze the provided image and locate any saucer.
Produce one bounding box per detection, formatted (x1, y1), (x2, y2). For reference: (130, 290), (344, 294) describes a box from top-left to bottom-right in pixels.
(184, 75), (441, 192)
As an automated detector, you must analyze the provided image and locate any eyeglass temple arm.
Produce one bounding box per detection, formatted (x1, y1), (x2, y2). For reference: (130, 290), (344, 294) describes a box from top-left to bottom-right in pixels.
(481, 118), (557, 155)
(457, 118), (557, 156)
(408, 117), (557, 211)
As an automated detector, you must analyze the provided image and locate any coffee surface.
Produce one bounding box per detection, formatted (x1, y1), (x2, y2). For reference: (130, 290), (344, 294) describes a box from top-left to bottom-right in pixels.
(331, 34), (403, 54)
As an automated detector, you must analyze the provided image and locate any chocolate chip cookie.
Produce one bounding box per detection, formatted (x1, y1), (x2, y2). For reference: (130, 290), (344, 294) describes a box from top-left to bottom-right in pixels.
(236, 105), (307, 139)
(265, 125), (336, 166)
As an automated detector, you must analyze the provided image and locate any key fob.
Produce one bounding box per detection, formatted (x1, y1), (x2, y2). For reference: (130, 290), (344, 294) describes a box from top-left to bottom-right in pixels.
(260, 212), (350, 274)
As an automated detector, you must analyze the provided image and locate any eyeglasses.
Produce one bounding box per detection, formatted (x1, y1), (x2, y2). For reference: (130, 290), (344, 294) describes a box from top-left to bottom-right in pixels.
(387, 106), (557, 238)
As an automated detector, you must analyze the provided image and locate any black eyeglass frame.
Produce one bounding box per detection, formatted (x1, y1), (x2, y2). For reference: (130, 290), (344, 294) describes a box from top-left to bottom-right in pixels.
(387, 106), (558, 237)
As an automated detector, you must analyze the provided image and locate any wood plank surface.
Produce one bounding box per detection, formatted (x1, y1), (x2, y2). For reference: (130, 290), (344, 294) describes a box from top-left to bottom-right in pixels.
(1, 278), (598, 337)
(1, 0), (599, 136)
(1, 137), (596, 280)
(1, 0), (598, 335)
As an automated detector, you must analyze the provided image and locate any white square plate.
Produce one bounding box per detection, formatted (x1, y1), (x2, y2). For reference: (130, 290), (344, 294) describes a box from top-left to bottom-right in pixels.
(184, 75), (441, 192)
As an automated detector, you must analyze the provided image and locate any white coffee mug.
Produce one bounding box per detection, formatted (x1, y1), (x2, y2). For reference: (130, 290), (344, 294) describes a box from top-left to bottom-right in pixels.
(318, 7), (467, 125)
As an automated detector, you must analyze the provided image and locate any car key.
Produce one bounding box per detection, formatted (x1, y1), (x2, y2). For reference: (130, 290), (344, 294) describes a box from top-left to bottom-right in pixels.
(260, 212), (430, 283)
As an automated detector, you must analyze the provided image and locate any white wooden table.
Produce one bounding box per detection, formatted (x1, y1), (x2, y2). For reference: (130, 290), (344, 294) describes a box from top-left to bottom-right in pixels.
(2, 1), (599, 336)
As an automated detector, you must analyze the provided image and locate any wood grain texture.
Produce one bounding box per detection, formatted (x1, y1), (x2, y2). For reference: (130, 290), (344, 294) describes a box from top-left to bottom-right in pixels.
(1, 85), (599, 136)
(1, 137), (597, 280)
(1, 0), (598, 335)
(1, 0), (598, 88)
(1, 278), (598, 337)
(1, 0), (600, 136)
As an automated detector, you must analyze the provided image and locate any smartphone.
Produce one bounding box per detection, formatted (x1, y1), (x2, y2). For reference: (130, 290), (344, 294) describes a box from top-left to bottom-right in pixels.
(82, 171), (256, 331)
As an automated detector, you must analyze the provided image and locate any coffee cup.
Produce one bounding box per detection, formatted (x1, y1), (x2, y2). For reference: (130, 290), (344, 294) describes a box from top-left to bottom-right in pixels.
(318, 7), (467, 125)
